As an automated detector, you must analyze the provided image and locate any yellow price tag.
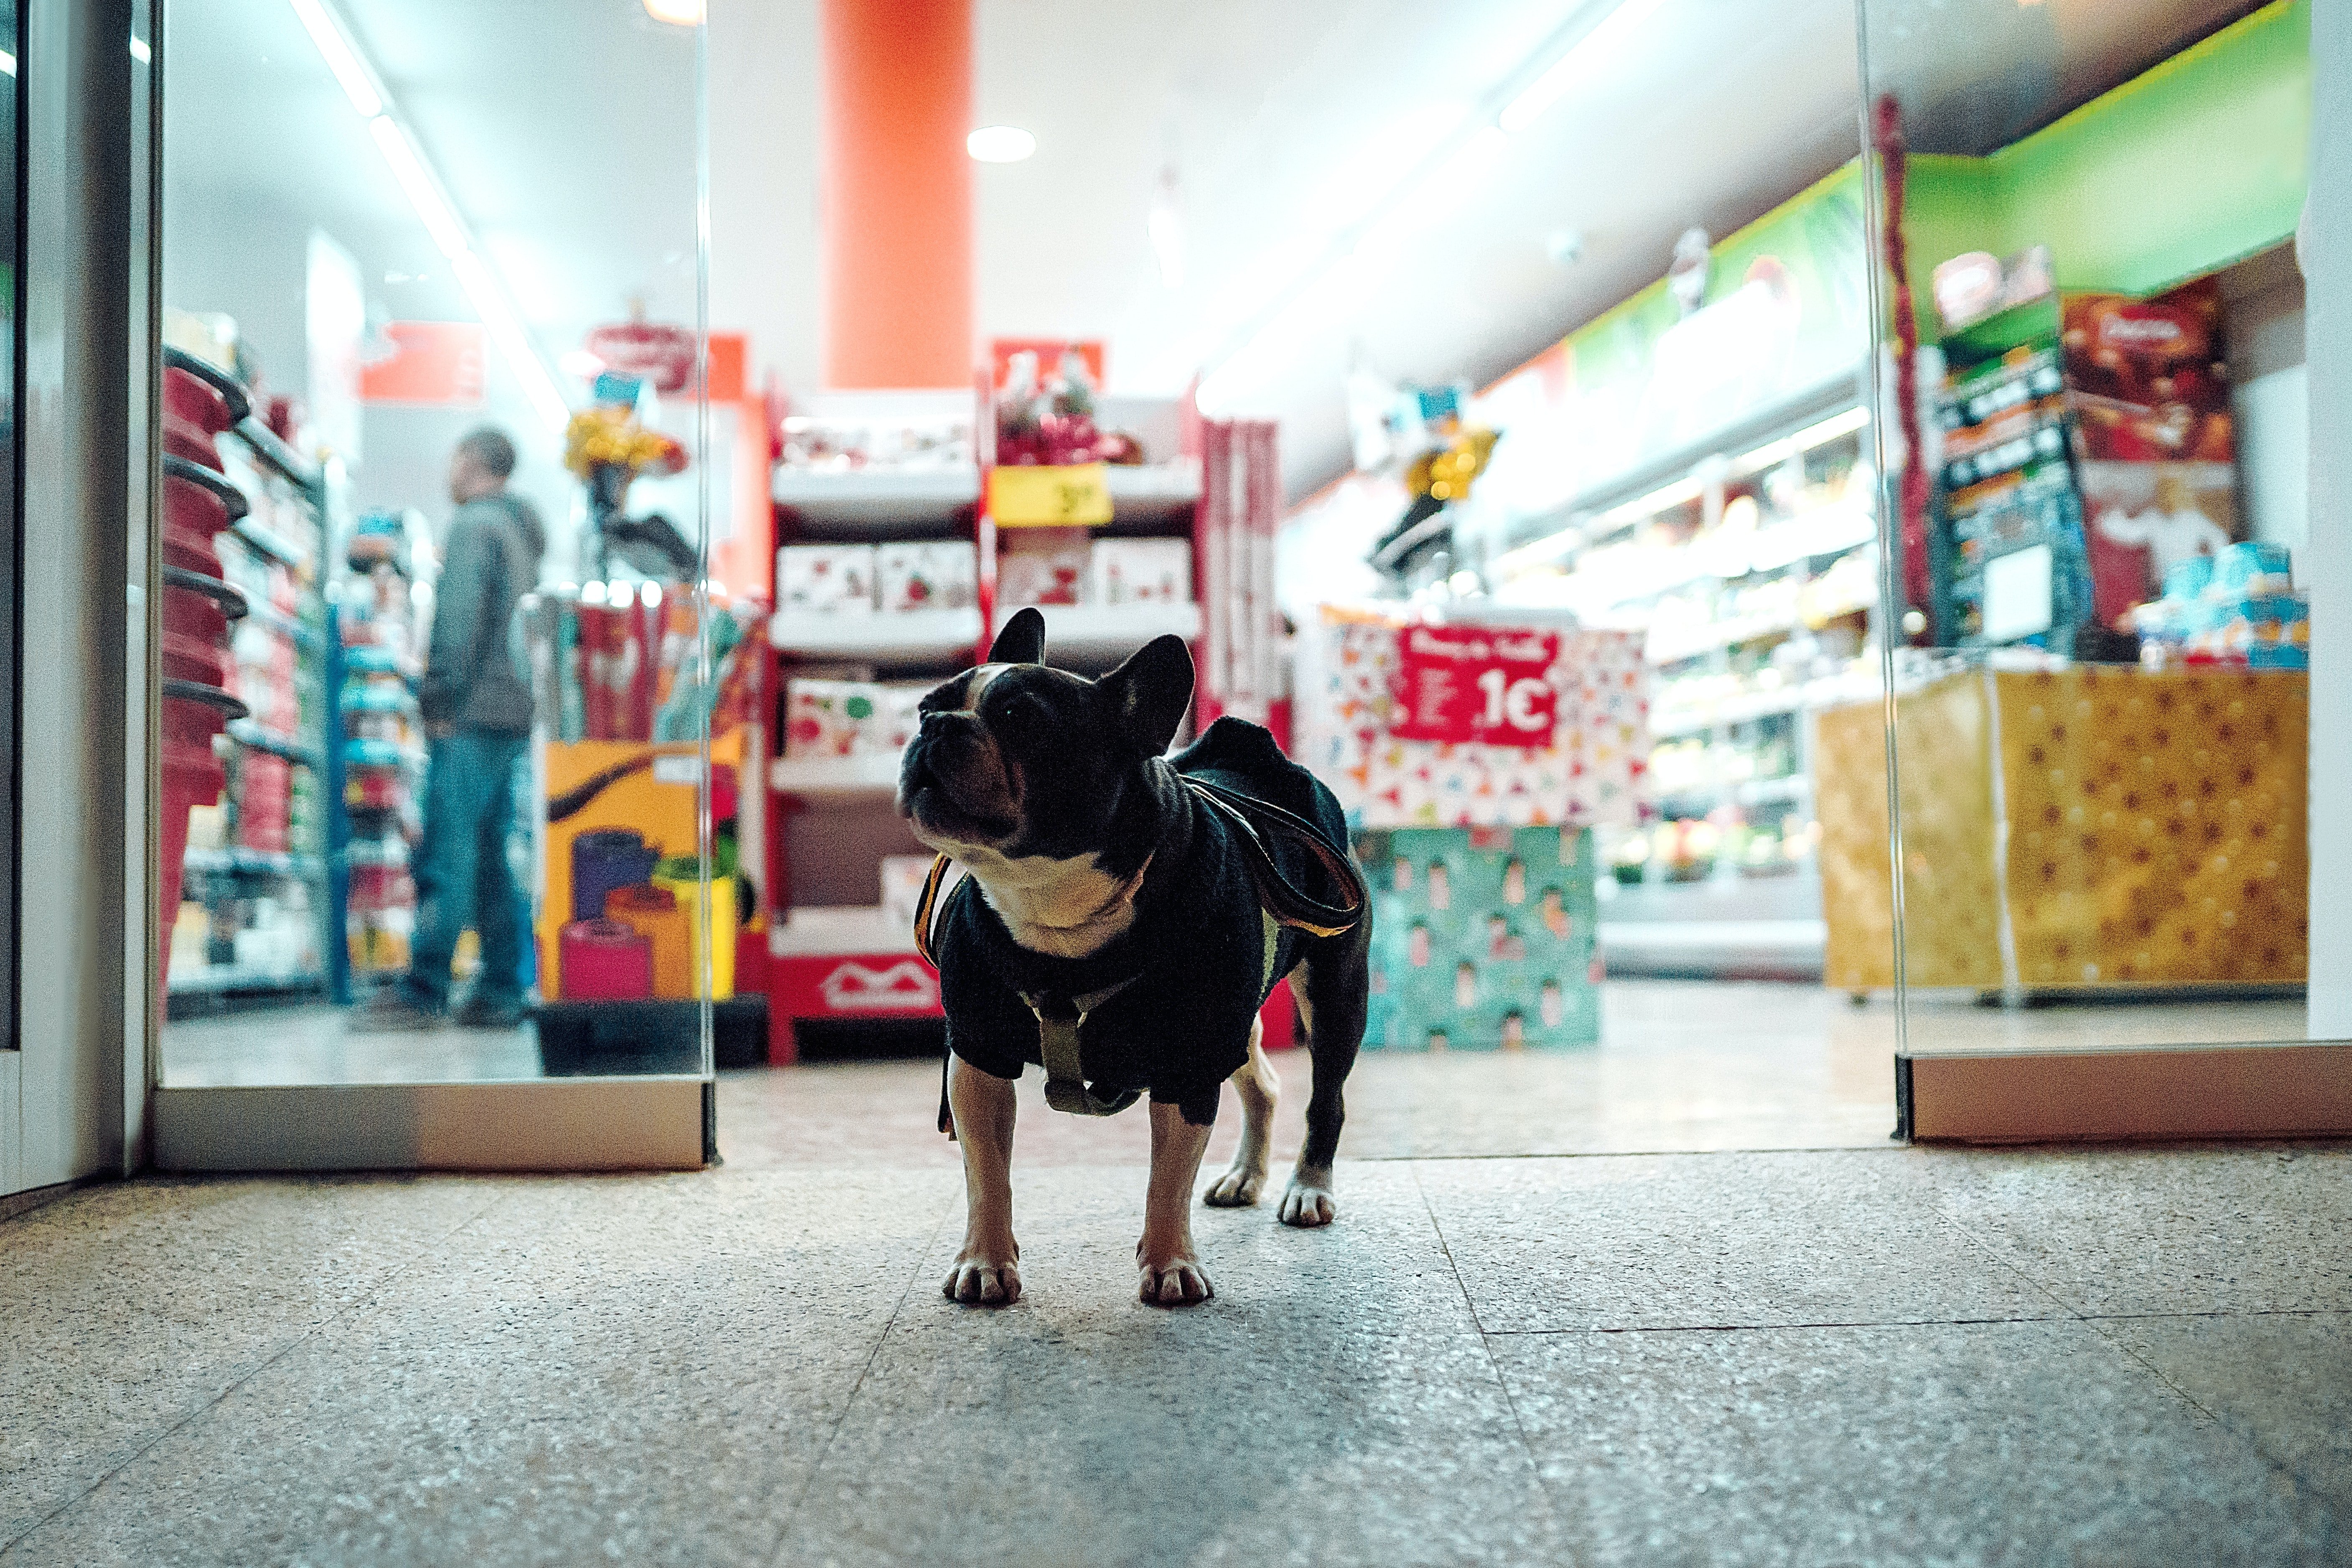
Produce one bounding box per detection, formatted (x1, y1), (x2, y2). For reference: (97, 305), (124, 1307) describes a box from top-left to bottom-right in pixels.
(989, 463), (1113, 527)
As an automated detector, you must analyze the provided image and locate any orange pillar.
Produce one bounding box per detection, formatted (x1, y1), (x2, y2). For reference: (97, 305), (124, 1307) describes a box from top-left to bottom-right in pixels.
(820, 0), (974, 389)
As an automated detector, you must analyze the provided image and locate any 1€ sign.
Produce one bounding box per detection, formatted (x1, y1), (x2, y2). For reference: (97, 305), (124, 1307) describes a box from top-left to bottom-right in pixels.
(1389, 624), (1560, 748)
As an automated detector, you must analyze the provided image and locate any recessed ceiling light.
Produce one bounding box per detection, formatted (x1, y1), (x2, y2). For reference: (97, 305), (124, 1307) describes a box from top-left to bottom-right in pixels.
(643, 0), (704, 25)
(967, 126), (1037, 163)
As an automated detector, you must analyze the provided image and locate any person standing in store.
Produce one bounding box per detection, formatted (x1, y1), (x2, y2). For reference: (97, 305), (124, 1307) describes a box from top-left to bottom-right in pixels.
(360, 427), (546, 1031)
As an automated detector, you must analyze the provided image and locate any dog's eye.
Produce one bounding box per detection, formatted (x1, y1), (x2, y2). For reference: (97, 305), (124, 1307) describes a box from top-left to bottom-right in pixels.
(995, 693), (1046, 733)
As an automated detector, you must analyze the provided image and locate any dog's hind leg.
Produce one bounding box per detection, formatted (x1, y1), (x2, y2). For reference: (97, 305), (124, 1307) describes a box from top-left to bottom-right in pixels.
(1203, 1016), (1277, 1207)
(1280, 922), (1370, 1228)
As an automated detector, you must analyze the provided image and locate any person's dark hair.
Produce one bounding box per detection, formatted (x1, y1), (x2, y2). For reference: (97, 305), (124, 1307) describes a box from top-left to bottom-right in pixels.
(456, 426), (517, 481)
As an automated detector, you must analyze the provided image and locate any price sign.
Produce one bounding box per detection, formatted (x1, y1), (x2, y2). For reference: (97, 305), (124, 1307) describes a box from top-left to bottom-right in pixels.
(989, 463), (1114, 527)
(1389, 624), (1559, 747)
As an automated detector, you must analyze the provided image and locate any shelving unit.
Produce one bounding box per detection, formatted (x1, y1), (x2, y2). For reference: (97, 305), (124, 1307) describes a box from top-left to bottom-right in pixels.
(761, 382), (1212, 1060)
(167, 410), (334, 1010)
(1496, 381), (1880, 978)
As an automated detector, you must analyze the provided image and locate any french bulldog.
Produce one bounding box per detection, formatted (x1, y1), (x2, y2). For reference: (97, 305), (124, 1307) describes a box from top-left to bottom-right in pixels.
(897, 607), (1370, 1307)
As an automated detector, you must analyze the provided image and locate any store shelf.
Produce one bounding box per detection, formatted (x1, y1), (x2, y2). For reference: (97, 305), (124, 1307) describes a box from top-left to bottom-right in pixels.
(227, 721), (321, 768)
(770, 752), (903, 803)
(1596, 871), (1826, 978)
(1645, 594), (1873, 666)
(770, 904), (920, 958)
(1736, 775), (1812, 806)
(183, 848), (326, 878)
(229, 516), (312, 572)
(1003, 600), (1203, 664)
(772, 466), (981, 527)
(1102, 462), (1202, 522)
(244, 600), (319, 651)
(229, 418), (325, 495)
(769, 606), (983, 664)
(166, 966), (328, 996)
(1652, 667), (1884, 739)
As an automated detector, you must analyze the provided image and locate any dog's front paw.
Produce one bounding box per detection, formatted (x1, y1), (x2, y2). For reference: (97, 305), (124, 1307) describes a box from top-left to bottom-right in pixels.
(1278, 1173), (1337, 1228)
(944, 1239), (1023, 1306)
(1136, 1241), (1214, 1306)
(1201, 1160), (1267, 1208)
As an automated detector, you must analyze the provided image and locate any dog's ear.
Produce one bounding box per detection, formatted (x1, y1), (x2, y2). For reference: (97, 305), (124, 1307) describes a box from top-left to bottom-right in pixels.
(987, 606), (1046, 665)
(1097, 634), (1194, 756)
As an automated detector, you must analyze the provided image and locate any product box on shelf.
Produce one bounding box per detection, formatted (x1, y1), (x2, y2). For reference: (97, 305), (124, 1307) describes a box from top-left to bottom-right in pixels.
(876, 541), (979, 613)
(880, 854), (935, 934)
(1355, 825), (1600, 1050)
(997, 528), (1090, 607)
(1088, 538), (1192, 605)
(779, 545), (878, 613)
(784, 678), (923, 758)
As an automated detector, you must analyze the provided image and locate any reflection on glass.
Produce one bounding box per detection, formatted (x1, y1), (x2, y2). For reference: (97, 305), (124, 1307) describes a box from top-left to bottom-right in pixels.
(0, 0), (15, 1048)
(1852, 0), (2314, 1051)
(157, 0), (710, 1086)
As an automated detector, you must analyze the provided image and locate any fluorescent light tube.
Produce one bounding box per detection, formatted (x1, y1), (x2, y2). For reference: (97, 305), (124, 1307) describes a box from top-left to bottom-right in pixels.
(367, 116), (468, 260)
(452, 250), (571, 433)
(288, 0), (383, 117)
(1499, 0), (1660, 135)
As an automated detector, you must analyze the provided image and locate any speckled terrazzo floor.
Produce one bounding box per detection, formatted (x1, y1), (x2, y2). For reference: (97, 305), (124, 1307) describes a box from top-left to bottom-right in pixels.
(4, 1130), (2347, 1565)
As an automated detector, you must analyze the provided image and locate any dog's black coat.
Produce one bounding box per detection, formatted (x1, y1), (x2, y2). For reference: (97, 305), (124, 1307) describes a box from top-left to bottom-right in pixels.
(931, 715), (1357, 1127)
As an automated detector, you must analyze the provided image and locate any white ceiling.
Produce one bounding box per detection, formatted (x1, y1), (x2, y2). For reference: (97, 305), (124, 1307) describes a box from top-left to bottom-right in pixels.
(165, 0), (2265, 524)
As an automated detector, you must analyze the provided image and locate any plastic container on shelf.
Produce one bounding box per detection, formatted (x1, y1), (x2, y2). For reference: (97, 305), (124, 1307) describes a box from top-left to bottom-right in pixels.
(557, 919), (653, 1000)
(603, 882), (694, 999)
(653, 867), (736, 1000)
(157, 680), (248, 1002)
(570, 828), (659, 924)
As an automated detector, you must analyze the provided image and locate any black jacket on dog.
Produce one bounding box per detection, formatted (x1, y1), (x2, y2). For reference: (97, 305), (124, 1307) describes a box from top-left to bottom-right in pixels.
(929, 716), (1354, 1128)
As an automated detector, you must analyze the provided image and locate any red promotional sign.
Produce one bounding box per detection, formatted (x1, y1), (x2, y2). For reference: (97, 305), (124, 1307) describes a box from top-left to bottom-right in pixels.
(359, 321), (486, 406)
(1390, 624), (1560, 747)
(586, 321), (698, 393)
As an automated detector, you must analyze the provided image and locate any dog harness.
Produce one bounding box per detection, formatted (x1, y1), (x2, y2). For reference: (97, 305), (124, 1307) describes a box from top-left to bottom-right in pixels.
(916, 777), (1368, 1132)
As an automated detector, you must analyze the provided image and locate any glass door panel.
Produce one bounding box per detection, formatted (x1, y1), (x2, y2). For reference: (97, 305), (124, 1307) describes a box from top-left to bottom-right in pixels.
(149, 0), (717, 1163)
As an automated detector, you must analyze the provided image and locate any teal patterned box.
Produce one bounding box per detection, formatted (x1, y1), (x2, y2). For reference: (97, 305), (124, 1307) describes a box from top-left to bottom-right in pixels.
(1356, 825), (1600, 1050)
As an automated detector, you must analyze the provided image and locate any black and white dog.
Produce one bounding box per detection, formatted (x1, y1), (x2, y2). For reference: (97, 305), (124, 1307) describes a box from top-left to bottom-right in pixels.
(897, 608), (1370, 1307)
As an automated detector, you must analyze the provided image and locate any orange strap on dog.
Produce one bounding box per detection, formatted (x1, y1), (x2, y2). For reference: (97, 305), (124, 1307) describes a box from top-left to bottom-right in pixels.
(911, 853), (957, 966)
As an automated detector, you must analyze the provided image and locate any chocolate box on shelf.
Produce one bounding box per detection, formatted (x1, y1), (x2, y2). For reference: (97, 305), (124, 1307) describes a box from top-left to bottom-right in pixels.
(1088, 538), (1192, 605)
(997, 528), (1090, 607)
(876, 540), (979, 613)
(778, 545), (878, 614)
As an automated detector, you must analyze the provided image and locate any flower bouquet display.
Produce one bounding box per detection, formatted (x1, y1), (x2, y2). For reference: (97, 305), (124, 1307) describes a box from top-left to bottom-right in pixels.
(993, 347), (1143, 467)
(563, 396), (695, 580)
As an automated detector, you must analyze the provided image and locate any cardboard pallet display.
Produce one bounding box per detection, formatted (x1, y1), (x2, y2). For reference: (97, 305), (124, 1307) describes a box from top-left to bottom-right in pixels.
(1294, 609), (1648, 1049)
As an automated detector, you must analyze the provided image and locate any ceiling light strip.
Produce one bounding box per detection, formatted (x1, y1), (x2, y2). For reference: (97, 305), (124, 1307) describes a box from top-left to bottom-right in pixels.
(1196, 0), (1655, 414)
(289, 0), (570, 431)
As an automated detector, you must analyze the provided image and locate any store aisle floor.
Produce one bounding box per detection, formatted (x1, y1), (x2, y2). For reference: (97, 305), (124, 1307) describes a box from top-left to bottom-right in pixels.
(5, 1131), (2347, 1564)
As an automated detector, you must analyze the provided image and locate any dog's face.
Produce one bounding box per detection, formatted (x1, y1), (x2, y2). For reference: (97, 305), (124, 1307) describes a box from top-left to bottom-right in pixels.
(896, 608), (1194, 868)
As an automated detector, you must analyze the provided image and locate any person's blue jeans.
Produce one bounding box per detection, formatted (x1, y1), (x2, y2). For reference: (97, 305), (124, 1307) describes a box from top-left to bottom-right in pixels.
(402, 729), (530, 1011)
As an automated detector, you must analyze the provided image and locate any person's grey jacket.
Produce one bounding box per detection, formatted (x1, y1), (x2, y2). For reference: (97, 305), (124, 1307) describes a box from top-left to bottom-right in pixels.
(420, 492), (546, 736)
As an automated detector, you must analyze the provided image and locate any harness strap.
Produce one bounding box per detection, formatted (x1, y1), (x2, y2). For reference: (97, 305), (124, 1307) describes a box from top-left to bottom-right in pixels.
(911, 852), (956, 965)
(1180, 779), (1368, 939)
(1016, 977), (1144, 1117)
(919, 779), (1368, 1137)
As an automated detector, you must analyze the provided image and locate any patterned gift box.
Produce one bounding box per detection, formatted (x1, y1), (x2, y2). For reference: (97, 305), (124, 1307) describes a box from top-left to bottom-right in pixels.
(1356, 824), (1600, 1051)
(877, 541), (979, 613)
(779, 545), (879, 613)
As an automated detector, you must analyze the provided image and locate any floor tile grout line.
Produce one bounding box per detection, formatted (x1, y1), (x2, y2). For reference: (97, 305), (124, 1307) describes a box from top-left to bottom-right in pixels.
(1477, 1306), (2352, 1338)
(1411, 1163), (1555, 1512)
(0, 1181), (510, 1560)
(763, 1186), (960, 1568)
(2074, 1313), (2352, 1532)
